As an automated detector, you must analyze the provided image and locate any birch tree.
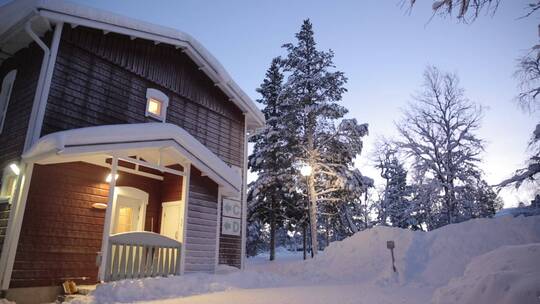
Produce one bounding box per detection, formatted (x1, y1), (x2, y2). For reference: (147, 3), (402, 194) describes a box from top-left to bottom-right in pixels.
(406, 0), (540, 192)
(397, 66), (485, 225)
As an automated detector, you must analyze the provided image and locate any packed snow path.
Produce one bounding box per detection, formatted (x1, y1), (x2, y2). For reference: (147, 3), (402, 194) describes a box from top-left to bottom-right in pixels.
(71, 215), (540, 304)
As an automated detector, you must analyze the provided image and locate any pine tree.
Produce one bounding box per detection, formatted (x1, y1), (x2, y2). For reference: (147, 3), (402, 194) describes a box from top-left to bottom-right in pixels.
(373, 140), (411, 228)
(281, 20), (370, 255)
(247, 58), (299, 261)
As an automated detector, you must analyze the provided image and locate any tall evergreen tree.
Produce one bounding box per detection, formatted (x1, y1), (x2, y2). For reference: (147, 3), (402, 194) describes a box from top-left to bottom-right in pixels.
(281, 20), (370, 255)
(247, 58), (298, 260)
(374, 141), (410, 228)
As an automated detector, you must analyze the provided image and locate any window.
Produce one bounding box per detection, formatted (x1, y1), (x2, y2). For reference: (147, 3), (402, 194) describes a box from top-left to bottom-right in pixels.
(145, 88), (169, 121)
(0, 164), (19, 203)
(0, 70), (17, 134)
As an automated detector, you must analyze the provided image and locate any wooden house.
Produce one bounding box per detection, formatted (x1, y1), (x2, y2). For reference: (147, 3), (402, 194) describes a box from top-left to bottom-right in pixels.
(0, 0), (264, 301)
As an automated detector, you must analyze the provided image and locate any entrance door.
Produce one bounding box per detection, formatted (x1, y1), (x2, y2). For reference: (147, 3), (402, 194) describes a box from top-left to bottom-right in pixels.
(161, 201), (183, 241)
(111, 187), (148, 234)
(113, 196), (142, 233)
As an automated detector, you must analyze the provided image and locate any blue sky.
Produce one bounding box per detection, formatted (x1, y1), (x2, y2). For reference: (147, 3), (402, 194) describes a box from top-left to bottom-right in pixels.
(69, 0), (538, 206)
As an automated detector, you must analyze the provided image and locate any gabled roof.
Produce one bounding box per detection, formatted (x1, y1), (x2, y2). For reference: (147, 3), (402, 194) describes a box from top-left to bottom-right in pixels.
(0, 0), (264, 129)
(22, 123), (242, 196)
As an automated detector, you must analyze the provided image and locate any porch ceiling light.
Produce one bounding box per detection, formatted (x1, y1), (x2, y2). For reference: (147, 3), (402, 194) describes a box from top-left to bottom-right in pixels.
(105, 173), (119, 183)
(91, 202), (107, 210)
(9, 163), (20, 176)
(300, 164), (312, 177)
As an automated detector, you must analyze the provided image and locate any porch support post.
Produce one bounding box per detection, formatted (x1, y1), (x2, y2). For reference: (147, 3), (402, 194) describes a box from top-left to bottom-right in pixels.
(98, 155), (118, 282)
(179, 162), (190, 275)
(0, 163), (34, 290)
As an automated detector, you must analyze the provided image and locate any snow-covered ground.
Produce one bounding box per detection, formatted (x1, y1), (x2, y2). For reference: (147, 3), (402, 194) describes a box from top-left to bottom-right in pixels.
(70, 215), (540, 304)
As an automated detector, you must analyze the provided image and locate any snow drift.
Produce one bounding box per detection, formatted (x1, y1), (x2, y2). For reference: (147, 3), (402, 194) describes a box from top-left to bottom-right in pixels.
(432, 243), (540, 304)
(278, 214), (540, 288)
(75, 215), (540, 303)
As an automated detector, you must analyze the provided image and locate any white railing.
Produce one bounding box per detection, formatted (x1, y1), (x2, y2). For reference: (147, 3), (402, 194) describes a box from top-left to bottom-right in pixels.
(104, 231), (182, 281)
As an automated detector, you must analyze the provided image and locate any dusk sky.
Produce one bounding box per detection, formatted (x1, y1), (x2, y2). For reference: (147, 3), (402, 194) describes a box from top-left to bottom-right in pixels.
(70, 0), (538, 207)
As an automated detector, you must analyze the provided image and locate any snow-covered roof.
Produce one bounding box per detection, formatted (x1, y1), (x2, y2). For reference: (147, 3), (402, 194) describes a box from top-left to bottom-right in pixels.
(0, 0), (264, 129)
(22, 123), (242, 196)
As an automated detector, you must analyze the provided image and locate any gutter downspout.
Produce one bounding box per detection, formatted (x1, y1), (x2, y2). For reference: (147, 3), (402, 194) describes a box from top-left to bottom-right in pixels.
(24, 17), (64, 151)
(32, 20), (63, 146)
(0, 17), (63, 291)
(23, 18), (63, 151)
(22, 17), (50, 152)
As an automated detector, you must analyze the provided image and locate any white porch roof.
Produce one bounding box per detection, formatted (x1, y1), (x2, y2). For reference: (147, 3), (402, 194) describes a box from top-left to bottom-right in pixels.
(22, 123), (242, 196)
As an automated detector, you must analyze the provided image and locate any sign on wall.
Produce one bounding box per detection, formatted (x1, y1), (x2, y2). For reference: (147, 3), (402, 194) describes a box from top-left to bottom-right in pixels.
(222, 199), (241, 219)
(221, 216), (241, 236)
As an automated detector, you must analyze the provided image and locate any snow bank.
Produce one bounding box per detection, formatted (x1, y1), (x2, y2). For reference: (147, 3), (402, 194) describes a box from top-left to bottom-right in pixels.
(72, 271), (297, 304)
(74, 215), (540, 303)
(432, 243), (540, 304)
(280, 215), (540, 287)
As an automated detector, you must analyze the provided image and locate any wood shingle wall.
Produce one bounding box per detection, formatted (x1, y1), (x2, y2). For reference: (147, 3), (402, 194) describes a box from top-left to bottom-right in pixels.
(44, 27), (245, 168)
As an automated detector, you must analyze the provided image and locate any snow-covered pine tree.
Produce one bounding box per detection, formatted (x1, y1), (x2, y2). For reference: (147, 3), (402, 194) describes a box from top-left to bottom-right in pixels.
(281, 20), (370, 255)
(397, 66), (488, 227)
(246, 219), (268, 257)
(247, 58), (299, 261)
(373, 140), (410, 228)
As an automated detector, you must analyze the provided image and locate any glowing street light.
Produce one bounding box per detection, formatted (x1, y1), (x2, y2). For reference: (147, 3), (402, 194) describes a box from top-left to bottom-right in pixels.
(300, 164), (313, 177)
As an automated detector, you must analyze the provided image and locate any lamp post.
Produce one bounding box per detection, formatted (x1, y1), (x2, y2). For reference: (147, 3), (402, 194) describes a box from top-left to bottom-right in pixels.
(300, 163), (317, 257)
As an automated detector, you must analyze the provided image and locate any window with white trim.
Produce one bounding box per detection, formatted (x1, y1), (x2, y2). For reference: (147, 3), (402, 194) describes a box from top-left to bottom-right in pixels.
(145, 88), (169, 121)
(0, 164), (19, 203)
(0, 70), (17, 134)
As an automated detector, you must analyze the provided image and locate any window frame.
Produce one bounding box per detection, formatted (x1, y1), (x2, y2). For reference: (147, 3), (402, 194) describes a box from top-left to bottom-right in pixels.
(145, 88), (169, 122)
(0, 70), (17, 134)
(0, 167), (18, 204)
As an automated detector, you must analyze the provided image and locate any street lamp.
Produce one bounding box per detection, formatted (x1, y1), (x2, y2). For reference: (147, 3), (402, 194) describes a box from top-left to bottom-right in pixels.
(300, 164), (312, 177)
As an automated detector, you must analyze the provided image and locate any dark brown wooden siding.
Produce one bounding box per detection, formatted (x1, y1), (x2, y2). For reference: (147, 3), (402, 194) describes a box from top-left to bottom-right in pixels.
(184, 166), (218, 272)
(43, 26), (245, 167)
(11, 162), (164, 288)
(0, 39), (46, 170)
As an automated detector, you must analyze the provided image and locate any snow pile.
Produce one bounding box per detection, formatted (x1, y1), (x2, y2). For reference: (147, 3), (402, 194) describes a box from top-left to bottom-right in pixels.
(432, 243), (540, 304)
(74, 271), (297, 304)
(73, 215), (540, 303)
(280, 215), (540, 287)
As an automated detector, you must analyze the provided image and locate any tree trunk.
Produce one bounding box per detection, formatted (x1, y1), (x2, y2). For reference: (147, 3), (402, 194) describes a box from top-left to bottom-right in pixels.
(302, 224), (307, 260)
(269, 211), (276, 261)
(325, 216), (330, 248)
(307, 174), (318, 256)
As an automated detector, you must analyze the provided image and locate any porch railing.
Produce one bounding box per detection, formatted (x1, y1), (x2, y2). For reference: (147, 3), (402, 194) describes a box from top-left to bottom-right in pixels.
(104, 231), (182, 281)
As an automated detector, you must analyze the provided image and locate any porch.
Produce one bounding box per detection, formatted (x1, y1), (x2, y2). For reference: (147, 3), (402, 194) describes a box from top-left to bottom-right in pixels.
(1, 123), (241, 289)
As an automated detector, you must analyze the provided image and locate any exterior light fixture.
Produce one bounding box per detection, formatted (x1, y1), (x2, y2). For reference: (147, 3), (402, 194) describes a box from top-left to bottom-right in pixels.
(300, 164), (313, 177)
(9, 163), (20, 176)
(105, 173), (119, 183)
(91, 202), (107, 210)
